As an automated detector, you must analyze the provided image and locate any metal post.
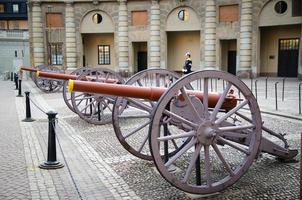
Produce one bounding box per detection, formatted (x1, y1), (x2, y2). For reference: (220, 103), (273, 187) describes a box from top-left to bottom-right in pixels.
(10, 72), (13, 81)
(299, 83), (302, 115)
(250, 78), (253, 93)
(14, 73), (18, 90)
(22, 92), (35, 122)
(223, 80), (225, 90)
(17, 79), (23, 97)
(215, 78), (217, 92)
(39, 111), (64, 169)
(282, 78), (285, 101)
(275, 82), (279, 111)
(265, 77), (268, 99)
(255, 80), (258, 101)
(210, 78), (213, 92)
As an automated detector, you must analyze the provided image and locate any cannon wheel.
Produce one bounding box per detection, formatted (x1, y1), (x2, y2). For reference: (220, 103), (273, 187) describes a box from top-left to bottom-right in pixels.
(62, 67), (92, 113)
(149, 70), (262, 194)
(71, 68), (124, 125)
(34, 65), (65, 93)
(112, 69), (192, 160)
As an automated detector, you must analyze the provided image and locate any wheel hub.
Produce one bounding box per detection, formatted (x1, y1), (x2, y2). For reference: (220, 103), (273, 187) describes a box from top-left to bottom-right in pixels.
(196, 121), (217, 145)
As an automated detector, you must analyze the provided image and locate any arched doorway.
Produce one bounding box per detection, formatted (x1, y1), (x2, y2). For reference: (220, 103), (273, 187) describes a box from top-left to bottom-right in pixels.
(80, 10), (115, 69)
(259, 0), (302, 77)
(166, 7), (201, 72)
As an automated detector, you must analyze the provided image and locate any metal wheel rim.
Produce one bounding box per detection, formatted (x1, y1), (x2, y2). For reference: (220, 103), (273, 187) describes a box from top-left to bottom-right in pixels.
(62, 67), (92, 113)
(35, 65), (64, 93)
(149, 70), (262, 194)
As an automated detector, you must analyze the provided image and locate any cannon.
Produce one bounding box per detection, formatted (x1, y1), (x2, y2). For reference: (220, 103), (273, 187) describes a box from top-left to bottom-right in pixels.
(68, 69), (298, 194)
(21, 66), (125, 124)
(21, 65), (65, 93)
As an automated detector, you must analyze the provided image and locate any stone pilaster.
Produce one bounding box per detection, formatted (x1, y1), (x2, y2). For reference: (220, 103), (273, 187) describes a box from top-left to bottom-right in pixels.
(239, 0), (253, 76)
(118, 0), (129, 71)
(204, 0), (216, 68)
(149, 0), (161, 68)
(65, 1), (77, 71)
(31, 2), (44, 66)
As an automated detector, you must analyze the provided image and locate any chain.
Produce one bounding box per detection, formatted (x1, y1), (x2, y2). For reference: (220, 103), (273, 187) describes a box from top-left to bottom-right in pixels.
(51, 121), (84, 200)
(28, 97), (47, 115)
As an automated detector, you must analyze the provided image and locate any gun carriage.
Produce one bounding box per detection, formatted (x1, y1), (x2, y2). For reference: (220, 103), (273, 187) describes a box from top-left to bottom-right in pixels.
(22, 66), (298, 194)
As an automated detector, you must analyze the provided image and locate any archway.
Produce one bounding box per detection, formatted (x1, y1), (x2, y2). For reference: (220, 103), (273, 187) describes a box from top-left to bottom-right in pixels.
(80, 10), (115, 69)
(259, 0), (302, 77)
(166, 7), (201, 72)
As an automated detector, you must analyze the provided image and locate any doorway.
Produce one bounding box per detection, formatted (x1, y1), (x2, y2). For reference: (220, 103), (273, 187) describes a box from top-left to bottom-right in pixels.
(220, 40), (237, 75)
(278, 38), (299, 77)
(133, 42), (147, 72)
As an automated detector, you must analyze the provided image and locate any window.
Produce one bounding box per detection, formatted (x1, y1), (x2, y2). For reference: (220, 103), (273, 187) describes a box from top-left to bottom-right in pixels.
(12, 4), (19, 13)
(92, 13), (102, 24)
(98, 45), (110, 65)
(0, 21), (7, 29)
(275, 1), (287, 14)
(178, 9), (189, 21)
(50, 43), (63, 65)
(46, 13), (64, 28)
(0, 4), (5, 13)
(219, 5), (239, 22)
(131, 11), (148, 26)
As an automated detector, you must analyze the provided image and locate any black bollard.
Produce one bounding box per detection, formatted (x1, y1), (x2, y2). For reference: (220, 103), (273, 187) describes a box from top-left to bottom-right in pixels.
(16, 79), (23, 97)
(14, 73), (18, 90)
(22, 92), (35, 122)
(39, 111), (64, 169)
(10, 72), (13, 81)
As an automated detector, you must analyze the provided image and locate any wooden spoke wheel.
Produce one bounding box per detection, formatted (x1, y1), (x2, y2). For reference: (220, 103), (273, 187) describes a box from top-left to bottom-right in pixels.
(149, 70), (262, 194)
(34, 65), (65, 93)
(112, 69), (191, 160)
(71, 68), (124, 125)
(62, 67), (92, 113)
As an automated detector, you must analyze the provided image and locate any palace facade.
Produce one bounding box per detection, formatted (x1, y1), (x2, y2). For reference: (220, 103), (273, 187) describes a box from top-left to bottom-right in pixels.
(28, 0), (302, 77)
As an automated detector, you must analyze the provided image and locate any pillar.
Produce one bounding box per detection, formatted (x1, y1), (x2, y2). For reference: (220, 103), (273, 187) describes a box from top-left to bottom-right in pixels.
(31, 2), (44, 66)
(204, 0), (216, 68)
(239, 0), (253, 77)
(118, 0), (129, 72)
(149, 0), (161, 68)
(65, 1), (77, 71)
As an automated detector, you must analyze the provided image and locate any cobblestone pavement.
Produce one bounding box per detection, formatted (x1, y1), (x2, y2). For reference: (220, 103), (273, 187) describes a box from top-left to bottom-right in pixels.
(0, 77), (301, 200)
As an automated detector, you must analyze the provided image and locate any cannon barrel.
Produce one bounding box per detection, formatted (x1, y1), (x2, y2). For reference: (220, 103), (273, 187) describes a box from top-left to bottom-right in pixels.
(68, 79), (237, 110)
(20, 66), (38, 72)
(36, 70), (119, 84)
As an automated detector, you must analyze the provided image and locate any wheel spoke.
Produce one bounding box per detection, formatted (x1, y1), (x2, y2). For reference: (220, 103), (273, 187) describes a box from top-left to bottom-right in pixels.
(217, 136), (250, 155)
(124, 120), (150, 139)
(157, 131), (195, 141)
(164, 138), (196, 168)
(210, 82), (232, 121)
(80, 99), (96, 113)
(180, 87), (202, 122)
(182, 144), (202, 183)
(126, 98), (153, 113)
(212, 143), (235, 176)
(204, 145), (212, 187)
(163, 110), (199, 129)
(219, 124), (255, 132)
(215, 100), (248, 125)
(137, 132), (149, 153)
